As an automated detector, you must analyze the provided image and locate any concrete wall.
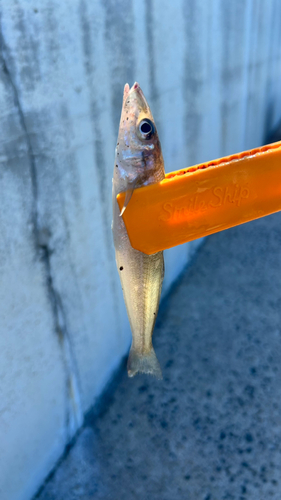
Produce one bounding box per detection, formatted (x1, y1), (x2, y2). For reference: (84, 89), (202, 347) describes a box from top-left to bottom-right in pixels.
(0, 1), (280, 499)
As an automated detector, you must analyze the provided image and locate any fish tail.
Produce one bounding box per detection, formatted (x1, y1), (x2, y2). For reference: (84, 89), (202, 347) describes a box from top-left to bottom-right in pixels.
(127, 346), (162, 379)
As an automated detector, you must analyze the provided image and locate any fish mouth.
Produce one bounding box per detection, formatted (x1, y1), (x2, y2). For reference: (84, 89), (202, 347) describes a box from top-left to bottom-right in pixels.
(123, 82), (149, 112)
(129, 82), (141, 93)
(129, 82), (148, 103)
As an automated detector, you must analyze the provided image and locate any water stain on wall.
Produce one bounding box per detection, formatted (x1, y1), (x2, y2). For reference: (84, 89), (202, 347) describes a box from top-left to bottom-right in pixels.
(102, 0), (136, 133)
(79, 0), (123, 336)
(13, 5), (41, 92)
(182, 0), (203, 166)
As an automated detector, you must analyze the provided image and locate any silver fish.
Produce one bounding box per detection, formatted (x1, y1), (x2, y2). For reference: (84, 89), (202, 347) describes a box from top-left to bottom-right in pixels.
(112, 82), (165, 378)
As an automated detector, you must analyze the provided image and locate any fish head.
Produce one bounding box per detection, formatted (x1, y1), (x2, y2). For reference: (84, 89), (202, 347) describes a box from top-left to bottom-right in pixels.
(115, 82), (164, 185)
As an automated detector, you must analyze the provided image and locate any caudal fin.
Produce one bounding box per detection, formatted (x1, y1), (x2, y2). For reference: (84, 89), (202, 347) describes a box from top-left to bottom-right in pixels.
(127, 346), (162, 379)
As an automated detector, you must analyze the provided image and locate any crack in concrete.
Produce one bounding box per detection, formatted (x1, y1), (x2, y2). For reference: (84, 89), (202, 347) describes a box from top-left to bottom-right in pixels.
(40, 244), (83, 436)
(0, 19), (83, 438)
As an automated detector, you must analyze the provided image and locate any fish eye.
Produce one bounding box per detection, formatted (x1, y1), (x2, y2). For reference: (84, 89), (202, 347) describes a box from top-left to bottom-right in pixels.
(138, 119), (154, 140)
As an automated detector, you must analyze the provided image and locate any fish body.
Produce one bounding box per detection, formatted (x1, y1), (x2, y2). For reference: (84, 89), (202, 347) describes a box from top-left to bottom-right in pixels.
(112, 83), (165, 378)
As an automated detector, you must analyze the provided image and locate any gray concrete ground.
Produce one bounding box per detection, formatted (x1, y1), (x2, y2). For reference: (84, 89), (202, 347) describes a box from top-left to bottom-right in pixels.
(36, 212), (281, 500)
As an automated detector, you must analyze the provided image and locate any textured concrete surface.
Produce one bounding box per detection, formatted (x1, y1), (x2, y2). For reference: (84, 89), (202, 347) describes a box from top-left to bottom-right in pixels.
(0, 32), (66, 500)
(1, 0), (281, 498)
(37, 211), (281, 500)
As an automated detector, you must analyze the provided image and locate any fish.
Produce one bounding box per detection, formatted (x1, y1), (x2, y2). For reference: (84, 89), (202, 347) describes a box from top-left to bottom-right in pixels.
(112, 82), (165, 378)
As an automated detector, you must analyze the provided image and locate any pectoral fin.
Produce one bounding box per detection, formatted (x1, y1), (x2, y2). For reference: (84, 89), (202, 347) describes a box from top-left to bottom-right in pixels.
(119, 178), (138, 217)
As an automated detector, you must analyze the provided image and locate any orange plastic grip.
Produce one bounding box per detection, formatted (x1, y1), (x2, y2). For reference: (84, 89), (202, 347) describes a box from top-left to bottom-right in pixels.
(117, 141), (281, 255)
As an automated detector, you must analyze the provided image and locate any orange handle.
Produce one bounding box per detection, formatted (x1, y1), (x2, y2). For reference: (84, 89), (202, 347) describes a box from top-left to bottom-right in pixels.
(117, 141), (281, 255)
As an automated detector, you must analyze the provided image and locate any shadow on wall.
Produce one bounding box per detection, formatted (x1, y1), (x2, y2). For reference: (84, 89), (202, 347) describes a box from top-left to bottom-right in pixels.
(265, 117), (281, 143)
